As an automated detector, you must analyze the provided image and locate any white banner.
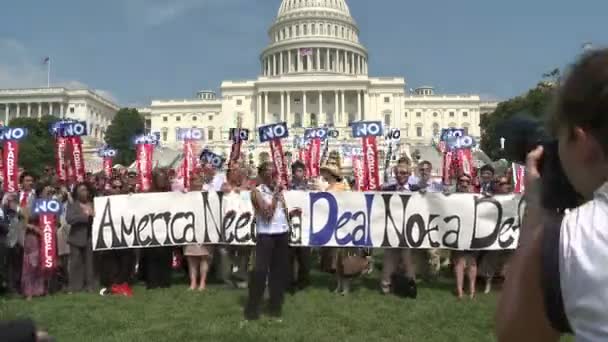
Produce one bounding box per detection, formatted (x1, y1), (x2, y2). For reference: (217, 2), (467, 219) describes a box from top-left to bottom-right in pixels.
(92, 191), (524, 251)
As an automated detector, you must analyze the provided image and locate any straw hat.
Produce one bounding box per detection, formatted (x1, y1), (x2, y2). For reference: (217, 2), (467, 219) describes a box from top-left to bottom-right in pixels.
(320, 164), (342, 179)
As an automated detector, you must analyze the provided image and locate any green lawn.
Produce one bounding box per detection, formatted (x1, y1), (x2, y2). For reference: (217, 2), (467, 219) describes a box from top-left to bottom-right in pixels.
(1, 271), (502, 342)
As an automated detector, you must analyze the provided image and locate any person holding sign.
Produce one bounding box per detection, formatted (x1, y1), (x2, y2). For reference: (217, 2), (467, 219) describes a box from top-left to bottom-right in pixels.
(244, 162), (290, 322)
(21, 182), (57, 300)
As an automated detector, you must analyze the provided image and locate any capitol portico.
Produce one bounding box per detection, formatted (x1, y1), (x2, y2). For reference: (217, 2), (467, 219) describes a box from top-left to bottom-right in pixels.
(141, 0), (498, 162)
(0, 87), (118, 141)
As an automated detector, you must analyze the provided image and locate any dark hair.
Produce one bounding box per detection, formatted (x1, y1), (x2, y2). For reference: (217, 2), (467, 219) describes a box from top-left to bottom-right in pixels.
(291, 160), (306, 173)
(257, 161), (273, 176)
(34, 181), (51, 198)
(397, 156), (411, 165)
(419, 160), (432, 169)
(19, 172), (35, 184)
(151, 168), (170, 192)
(72, 182), (93, 202)
(550, 48), (608, 152)
(480, 164), (495, 175)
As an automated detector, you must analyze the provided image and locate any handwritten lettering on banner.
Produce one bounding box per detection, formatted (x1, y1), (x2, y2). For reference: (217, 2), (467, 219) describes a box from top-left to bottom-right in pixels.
(92, 191), (524, 251)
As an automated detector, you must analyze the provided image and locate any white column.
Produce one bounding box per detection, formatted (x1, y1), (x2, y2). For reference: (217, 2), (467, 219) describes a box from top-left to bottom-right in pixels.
(49, 103), (53, 116)
(16, 104), (21, 118)
(351, 53), (355, 74)
(334, 91), (339, 125)
(326, 48), (330, 71)
(286, 92), (291, 126)
(355, 55), (359, 74)
(288, 50), (292, 73)
(280, 92), (285, 122)
(316, 48), (320, 71)
(357, 90), (362, 121)
(298, 49), (302, 72)
(319, 91), (323, 124)
(307, 52), (312, 72)
(333, 49), (337, 72)
(264, 92), (269, 123)
(341, 90), (345, 125)
(279, 52), (283, 75)
(273, 54), (277, 76)
(60, 103), (64, 118)
(303, 91), (307, 126)
(4, 104), (9, 124)
(38, 103), (42, 118)
(27, 103), (32, 118)
(257, 93), (262, 126)
(364, 91), (370, 121)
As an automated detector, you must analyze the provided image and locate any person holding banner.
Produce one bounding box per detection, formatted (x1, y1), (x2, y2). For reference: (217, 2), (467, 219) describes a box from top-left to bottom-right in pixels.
(183, 171), (213, 291)
(140, 169), (174, 290)
(244, 162), (290, 321)
(319, 164), (369, 296)
(66, 183), (97, 293)
(410, 161), (446, 280)
(380, 163), (417, 297)
(219, 161), (253, 290)
(287, 161), (311, 292)
(450, 174), (479, 299)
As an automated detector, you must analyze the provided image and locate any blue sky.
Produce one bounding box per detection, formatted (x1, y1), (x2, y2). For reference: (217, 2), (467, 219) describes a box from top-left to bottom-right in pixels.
(1, 0), (606, 106)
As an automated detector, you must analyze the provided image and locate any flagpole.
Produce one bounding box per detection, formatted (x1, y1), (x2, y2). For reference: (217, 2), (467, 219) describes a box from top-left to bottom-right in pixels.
(47, 58), (51, 88)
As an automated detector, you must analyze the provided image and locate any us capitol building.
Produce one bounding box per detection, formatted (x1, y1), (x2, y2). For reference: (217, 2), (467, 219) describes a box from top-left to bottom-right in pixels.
(139, 0), (498, 166)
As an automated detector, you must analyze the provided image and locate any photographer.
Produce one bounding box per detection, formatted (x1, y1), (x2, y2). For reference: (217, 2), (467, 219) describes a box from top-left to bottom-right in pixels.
(496, 49), (608, 341)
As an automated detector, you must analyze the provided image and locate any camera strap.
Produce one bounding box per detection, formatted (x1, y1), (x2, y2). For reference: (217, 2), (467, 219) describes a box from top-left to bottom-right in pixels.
(540, 217), (573, 334)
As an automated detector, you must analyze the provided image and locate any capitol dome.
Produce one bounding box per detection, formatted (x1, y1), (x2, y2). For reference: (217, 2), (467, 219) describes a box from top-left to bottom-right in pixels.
(278, 0), (352, 18)
(261, 0), (368, 77)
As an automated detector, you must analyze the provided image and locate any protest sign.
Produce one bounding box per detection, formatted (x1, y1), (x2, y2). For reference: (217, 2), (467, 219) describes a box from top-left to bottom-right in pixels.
(93, 190), (524, 251)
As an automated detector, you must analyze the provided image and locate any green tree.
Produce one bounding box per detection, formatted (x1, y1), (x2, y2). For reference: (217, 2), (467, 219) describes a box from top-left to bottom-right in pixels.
(7, 116), (60, 178)
(104, 108), (145, 166)
(480, 72), (558, 160)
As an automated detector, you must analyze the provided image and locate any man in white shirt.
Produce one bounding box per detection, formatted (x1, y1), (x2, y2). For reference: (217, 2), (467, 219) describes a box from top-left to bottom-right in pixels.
(496, 48), (608, 341)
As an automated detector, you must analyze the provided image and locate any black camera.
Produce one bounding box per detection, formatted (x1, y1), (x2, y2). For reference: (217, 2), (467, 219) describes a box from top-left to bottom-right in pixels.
(497, 115), (580, 211)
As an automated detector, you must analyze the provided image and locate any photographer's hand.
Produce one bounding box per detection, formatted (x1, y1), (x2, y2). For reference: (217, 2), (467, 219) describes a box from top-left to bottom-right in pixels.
(522, 146), (547, 243)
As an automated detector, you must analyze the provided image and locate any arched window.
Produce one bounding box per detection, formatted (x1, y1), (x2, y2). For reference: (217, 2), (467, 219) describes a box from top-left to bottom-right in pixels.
(432, 123), (440, 137)
(208, 127), (214, 141)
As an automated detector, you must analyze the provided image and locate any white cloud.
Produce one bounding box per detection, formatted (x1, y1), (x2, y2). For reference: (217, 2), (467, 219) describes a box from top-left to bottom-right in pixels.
(126, 0), (209, 27)
(125, 0), (247, 27)
(0, 38), (119, 104)
(0, 39), (47, 89)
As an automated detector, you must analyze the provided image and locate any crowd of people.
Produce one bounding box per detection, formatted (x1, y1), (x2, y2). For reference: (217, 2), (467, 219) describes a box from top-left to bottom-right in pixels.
(0, 152), (515, 322)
